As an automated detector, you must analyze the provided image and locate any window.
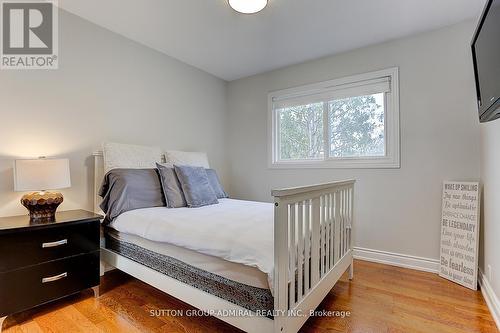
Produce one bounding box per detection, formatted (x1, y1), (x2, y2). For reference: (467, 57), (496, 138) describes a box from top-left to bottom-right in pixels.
(269, 68), (399, 168)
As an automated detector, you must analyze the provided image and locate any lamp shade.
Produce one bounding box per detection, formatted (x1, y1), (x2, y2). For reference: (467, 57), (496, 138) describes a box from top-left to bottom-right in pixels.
(228, 0), (267, 13)
(14, 158), (71, 192)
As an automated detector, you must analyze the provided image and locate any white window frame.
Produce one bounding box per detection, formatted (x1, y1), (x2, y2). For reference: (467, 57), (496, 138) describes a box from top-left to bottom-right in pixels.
(268, 67), (400, 169)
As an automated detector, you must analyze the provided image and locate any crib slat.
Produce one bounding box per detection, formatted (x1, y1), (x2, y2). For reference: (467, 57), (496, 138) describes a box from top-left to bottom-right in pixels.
(274, 199), (289, 313)
(343, 189), (346, 255)
(345, 189), (349, 254)
(330, 193), (334, 268)
(321, 196), (325, 277)
(323, 196), (326, 273)
(304, 201), (310, 292)
(311, 197), (320, 285)
(343, 190), (346, 255)
(341, 189), (345, 256)
(334, 191), (340, 264)
(326, 194), (329, 269)
(321, 195), (330, 273)
(327, 194), (331, 268)
(340, 190), (343, 256)
(350, 187), (354, 252)
(331, 192), (336, 265)
(326, 195), (330, 272)
(297, 203), (304, 301)
(319, 196), (323, 277)
(345, 188), (349, 254)
(289, 203), (296, 307)
(342, 189), (346, 257)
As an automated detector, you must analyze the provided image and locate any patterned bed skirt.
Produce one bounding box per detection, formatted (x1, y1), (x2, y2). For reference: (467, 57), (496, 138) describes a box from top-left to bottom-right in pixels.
(104, 234), (274, 318)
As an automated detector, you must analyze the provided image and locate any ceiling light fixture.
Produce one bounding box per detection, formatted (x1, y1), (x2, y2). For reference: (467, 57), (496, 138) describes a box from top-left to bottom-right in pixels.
(228, 0), (268, 14)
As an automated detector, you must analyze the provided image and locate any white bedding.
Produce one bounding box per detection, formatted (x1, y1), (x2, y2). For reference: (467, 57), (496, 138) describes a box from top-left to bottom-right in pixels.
(109, 199), (274, 289)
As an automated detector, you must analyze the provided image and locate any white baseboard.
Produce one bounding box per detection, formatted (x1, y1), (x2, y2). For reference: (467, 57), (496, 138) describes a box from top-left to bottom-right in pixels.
(353, 247), (440, 273)
(479, 270), (500, 330)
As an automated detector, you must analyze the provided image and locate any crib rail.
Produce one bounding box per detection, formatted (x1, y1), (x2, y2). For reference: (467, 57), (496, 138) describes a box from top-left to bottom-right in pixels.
(273, 180), (355, 332)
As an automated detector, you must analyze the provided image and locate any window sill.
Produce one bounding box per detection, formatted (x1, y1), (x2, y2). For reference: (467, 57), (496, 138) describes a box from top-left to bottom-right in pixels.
(269, 157), (400, 169)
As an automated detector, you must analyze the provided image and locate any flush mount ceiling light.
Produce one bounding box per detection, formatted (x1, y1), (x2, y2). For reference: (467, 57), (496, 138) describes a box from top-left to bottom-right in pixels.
(228, 0), (268, 14)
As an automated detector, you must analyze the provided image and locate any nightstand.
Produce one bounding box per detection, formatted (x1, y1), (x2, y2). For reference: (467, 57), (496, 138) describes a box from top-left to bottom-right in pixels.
(0, 210), (101, 331)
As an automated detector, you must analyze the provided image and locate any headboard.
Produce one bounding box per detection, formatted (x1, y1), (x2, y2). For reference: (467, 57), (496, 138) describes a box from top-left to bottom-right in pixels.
(93, 145), (204, 215)
(93, 151), (104, 215)
(92, 145), (165, 215)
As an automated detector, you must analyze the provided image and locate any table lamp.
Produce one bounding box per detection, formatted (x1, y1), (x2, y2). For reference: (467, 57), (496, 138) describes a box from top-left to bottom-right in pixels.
(14, 158), (71, 222)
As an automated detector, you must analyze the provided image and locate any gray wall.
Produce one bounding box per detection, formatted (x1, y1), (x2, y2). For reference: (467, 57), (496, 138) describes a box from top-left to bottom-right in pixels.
(480, 120), (500, 303)
(0, 10), (228, 217)
(226, 21), (480, 261)
(0, 10), (488, 285)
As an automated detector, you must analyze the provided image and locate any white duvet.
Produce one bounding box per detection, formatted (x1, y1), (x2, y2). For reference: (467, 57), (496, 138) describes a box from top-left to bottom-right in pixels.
(109, 199), (274, 290)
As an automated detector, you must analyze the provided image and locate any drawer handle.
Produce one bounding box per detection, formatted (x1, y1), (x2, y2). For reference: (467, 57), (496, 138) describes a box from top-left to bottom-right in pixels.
(42, 272), (68, 283)
(42, 239), (68, 248)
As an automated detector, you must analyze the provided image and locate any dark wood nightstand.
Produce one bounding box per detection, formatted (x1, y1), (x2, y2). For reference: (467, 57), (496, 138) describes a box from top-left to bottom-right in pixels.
(0, 210), (101, 331)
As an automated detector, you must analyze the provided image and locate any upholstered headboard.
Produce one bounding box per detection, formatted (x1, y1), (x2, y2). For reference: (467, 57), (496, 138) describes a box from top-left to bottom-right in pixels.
(93, 142), (164, 214)
(93, 143), (210, 214)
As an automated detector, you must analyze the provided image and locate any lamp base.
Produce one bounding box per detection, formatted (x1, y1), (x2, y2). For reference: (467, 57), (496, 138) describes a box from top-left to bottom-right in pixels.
(21, 191), (64, 222)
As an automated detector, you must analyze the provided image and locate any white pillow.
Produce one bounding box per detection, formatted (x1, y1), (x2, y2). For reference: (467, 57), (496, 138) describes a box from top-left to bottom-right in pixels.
(103, 142), (163, 173)
(165, 150), (210, 168)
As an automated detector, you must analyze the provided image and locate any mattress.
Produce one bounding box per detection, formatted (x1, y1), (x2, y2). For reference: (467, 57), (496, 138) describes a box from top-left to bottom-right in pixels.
(104, 229), (274, 315)
(106, 228), (269, 289)
(108, 199), (274, 290)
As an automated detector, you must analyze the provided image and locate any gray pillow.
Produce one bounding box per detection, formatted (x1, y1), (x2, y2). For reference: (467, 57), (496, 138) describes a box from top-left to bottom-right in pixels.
(156, 163), (187, 208)
(99, 169), (166, 223)
(174, 165), (219, 208)
(206, 169), (228, 199)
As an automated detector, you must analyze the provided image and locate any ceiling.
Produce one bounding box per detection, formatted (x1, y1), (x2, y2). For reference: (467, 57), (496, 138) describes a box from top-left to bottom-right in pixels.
(58, 0), (486, 81)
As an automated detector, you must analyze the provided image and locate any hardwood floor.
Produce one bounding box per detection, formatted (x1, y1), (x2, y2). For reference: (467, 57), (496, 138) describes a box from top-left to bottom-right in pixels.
(2, 260), (498, 333)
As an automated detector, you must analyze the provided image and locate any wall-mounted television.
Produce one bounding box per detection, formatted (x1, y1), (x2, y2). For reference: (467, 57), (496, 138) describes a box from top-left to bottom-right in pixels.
(472, 0), (500, 123)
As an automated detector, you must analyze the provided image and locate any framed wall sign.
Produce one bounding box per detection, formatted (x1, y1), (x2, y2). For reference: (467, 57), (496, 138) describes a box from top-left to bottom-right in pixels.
(439, 181), (480, 290)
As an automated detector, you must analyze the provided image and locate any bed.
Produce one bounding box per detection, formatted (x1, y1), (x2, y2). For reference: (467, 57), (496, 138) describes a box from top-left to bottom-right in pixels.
(93, 150), (355, 333)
